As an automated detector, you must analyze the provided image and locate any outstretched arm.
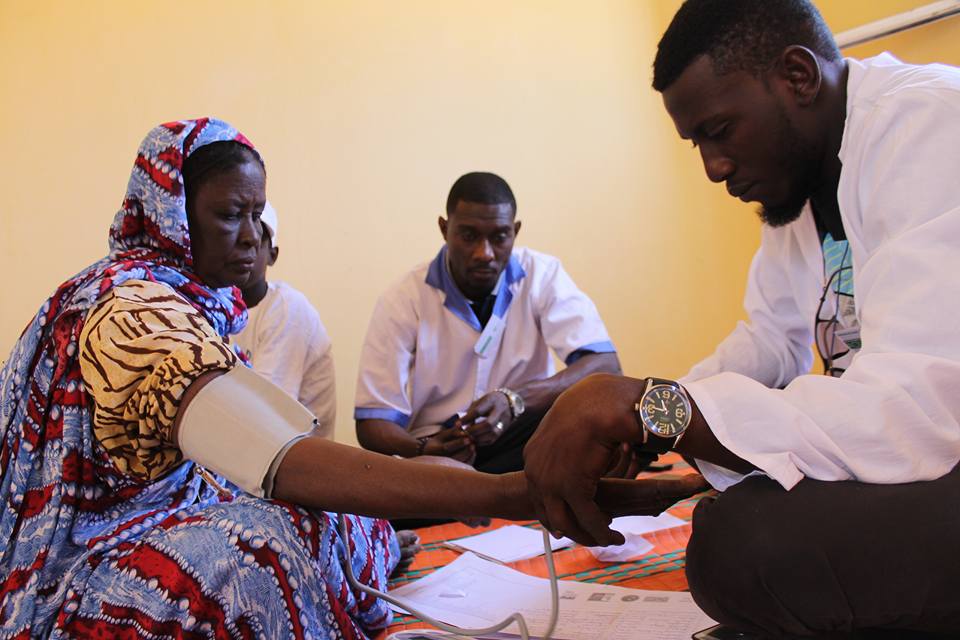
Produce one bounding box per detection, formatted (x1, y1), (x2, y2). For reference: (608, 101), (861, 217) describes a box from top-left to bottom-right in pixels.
(177, 370), (704, 524)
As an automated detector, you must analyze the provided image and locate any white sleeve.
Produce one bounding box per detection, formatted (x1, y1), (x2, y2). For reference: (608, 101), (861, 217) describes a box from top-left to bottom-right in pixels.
(535, 257), (616, 364)
(688, 87), (960, 490)
(353, 282), (418, 428)
(247, 289), (308, 401)
(300, 315), (337, 439)
(681, 223), (816, 389)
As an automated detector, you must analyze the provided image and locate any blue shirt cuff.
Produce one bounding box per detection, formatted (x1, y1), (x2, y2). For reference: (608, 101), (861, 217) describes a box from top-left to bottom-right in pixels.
(354, 408), (411, 428)
(565, 340), (617, 365)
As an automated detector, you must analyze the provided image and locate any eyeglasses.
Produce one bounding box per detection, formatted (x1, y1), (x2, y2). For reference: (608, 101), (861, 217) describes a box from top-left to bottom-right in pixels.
(815, 263), (855, 377)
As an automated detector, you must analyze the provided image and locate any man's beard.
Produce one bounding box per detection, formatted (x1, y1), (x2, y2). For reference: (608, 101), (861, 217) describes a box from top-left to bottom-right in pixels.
(757, 103), (821, 228)
(759, 195), (810, 227)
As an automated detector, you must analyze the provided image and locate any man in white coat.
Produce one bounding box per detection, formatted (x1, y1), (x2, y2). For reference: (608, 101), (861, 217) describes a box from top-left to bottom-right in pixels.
(355, 172), (622, 474)
(523, 0), (960, 636)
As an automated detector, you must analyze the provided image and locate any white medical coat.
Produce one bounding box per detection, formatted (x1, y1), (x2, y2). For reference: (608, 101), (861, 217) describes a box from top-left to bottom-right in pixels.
(682, 54), (960, 490)
(354, 246), (615, 437)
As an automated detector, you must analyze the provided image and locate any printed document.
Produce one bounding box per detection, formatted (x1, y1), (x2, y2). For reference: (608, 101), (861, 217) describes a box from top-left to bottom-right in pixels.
(388, 552), (715, 640)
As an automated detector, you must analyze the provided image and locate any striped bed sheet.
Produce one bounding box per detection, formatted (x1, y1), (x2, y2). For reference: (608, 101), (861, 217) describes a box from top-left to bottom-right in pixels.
(383, 453), (708, 637)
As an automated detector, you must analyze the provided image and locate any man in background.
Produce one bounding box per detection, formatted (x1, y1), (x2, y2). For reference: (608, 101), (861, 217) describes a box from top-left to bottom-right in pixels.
(355, 172), (621, 473)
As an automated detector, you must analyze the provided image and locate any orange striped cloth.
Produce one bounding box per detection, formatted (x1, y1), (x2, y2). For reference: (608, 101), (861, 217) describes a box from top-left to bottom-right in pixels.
(382, 453), (708, 637)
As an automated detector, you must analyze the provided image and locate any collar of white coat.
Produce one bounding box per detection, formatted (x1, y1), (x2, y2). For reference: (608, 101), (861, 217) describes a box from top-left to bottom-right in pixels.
(839, 53), (899, 162)
(425, 246), (527, 332)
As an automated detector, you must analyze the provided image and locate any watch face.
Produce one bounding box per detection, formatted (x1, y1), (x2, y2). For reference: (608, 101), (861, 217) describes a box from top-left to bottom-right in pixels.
(640, 386), (691, 437)
(513, 392), (525, 415)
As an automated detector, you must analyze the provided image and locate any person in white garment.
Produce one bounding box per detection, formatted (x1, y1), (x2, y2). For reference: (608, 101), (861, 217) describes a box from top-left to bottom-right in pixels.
(522, 0), (960, 636)
(233, 202), (337, 438)
(354, 172), (622, 474)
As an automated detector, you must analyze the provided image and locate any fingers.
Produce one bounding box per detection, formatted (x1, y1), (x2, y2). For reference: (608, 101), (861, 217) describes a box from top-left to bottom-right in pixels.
(665, 474), (711, 498)
(594, 474), (711, 517)
(432, 427), (469, 443)
(465, 420), (503, 446)
(461, 393), (492, 423)
(604, 443), (633, 478)
(460, 516), (492, 528)
(429, 428), (474, 457)
(425, 430), (475, 461)
(439, 437), (472, 455)
(390, 530), (421, 577)
(568, 494), (622, 547)
(464, 391), (510, 425)
(395, 530), (422, 559)
(542, 495), (595, 546)
(526, 476), (553, 533)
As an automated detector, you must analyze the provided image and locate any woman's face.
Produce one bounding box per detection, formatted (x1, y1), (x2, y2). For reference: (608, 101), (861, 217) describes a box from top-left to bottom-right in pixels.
(187, 158), (267, 289)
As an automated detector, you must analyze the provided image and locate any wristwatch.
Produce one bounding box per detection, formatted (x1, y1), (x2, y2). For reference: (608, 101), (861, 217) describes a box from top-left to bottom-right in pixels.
(633, 377), (692, 454)
(495, 387), (525, 420)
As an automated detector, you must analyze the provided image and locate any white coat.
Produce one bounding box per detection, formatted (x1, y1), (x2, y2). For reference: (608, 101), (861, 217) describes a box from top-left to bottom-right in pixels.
(354, 246), (615, 438)
(682, 54), (960, 490)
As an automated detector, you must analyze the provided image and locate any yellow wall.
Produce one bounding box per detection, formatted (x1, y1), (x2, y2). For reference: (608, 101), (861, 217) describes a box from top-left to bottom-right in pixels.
(0, 2), (957, 445)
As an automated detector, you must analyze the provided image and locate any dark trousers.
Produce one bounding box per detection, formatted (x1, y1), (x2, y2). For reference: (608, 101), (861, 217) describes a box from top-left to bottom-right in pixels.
(686, 464), (960, 639)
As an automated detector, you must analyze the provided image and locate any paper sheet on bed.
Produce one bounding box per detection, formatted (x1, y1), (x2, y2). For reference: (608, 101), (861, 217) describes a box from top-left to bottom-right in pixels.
(387, 552), (715, 640)
(586, 513), (688, 562)
(444, 525), (574, 563)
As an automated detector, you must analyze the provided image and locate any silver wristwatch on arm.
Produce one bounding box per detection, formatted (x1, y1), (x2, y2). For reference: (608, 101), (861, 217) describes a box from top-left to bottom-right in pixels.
(495, 387), (525, 420)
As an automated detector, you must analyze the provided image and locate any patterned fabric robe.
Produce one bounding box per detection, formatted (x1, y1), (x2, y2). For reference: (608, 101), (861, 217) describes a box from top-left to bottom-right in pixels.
(0, 118), (397, 639)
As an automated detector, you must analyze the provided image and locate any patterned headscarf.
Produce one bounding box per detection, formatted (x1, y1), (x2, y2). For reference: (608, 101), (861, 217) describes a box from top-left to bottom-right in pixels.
(0, 118), (257, 633)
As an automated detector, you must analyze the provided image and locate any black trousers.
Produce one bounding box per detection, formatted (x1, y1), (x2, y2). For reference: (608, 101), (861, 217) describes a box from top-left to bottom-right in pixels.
(686, 464), (960, 639)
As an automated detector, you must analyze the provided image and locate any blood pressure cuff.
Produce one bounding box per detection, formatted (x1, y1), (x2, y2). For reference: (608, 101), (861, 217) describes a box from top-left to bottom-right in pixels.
(177, 365), (316, 498)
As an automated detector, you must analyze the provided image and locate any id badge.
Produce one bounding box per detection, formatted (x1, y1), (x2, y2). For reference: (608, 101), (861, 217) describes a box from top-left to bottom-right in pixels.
(474, 315), (505, 359)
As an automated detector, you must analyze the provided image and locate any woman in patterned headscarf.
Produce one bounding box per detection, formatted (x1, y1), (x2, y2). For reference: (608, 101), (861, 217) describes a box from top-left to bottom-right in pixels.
(0, 118), (531, 639)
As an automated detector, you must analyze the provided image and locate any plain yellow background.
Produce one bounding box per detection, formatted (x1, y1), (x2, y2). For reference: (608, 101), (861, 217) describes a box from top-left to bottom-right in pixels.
(1, 1), (957, 445)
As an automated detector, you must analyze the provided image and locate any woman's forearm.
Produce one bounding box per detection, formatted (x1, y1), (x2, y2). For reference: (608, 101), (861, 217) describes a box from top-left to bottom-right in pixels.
(272, 436), (531, 520)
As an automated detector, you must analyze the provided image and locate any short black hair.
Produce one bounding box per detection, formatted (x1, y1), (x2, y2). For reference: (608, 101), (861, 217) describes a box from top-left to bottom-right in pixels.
(652, 0), (841, 92)
(182, 140), (265, 210)
(446, 172), (516, 216)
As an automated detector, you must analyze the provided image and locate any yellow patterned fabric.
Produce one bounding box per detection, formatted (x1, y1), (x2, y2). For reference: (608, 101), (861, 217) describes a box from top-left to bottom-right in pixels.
(79, 279), (238, 481)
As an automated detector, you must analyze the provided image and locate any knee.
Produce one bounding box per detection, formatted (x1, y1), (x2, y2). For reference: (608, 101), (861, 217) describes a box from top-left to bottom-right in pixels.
(686, 480), (805, 634)
(686, 494), (756, 626)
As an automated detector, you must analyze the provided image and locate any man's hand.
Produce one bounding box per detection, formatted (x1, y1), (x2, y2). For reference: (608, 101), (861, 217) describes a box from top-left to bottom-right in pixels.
(421, 428), (476, 464)
(596, 474), (709, 521)
(462, 391), (513, 446)
(523, 373), (652, 546)
(605, 442), (642, 479)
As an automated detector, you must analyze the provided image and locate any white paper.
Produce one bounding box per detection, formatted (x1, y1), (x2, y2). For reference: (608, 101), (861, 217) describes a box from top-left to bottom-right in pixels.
(607, 513), (687, 536)
(585, 513), (687, 562)
(586, 536), (655, 562)
(388, 552), (715, 640)
(445, 525), (574, 563)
